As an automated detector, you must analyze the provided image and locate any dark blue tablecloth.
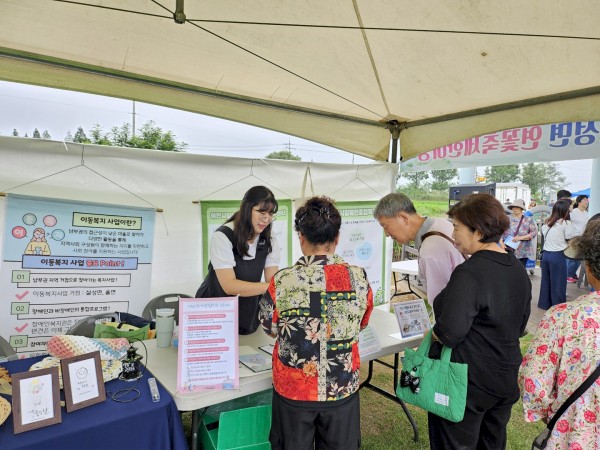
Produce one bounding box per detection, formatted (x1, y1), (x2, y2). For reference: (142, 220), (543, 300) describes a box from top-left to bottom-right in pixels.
(0, 356), (188, 450)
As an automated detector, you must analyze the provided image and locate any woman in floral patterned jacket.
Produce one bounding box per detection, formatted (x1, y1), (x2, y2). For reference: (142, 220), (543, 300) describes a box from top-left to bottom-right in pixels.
(259, 196), (373, 450)
(520, 218), (600, 449)
(501, 199), (538, 267)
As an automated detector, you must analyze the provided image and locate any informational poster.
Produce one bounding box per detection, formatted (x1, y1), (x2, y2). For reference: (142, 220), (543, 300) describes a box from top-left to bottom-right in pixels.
(358, 325), (381, 357)
(200, 199), (292, 278)
(336, 201), (386, 305)
(0, 194), (155, 357)
(390, 299), (431, 340)
(177, 297), (239, 393)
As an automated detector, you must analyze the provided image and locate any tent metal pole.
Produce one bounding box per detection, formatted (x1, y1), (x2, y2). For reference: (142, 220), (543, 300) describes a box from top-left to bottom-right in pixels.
(388, 121), (401, 163)
(174, 0), (186, 24)
(590, 159), (600, 216)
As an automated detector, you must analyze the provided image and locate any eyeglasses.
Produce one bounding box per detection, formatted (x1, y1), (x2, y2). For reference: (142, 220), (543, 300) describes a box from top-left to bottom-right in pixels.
(253, 208), (276, 221)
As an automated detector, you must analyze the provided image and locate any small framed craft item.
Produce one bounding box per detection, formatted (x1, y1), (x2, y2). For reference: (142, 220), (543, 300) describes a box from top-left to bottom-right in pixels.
(12, 366), (62, 434)
(61, 351), (106, 412)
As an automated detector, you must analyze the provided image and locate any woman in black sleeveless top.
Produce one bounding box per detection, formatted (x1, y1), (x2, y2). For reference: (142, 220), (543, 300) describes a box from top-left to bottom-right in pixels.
(196, 186), (280, 334)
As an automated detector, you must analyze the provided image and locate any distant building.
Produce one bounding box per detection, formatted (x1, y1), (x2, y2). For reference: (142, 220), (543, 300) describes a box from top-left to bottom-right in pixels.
(495, 183), (531, 207)
(448, 182), (531, 208)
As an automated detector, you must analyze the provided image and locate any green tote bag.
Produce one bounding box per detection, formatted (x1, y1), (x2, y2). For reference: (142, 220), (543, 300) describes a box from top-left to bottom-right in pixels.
(396, 330), (468, 422)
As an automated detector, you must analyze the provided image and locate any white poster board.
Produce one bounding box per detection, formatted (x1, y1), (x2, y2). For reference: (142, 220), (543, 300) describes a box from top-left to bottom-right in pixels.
(336, 201), (386, 305)
(0, 194), (155, 357)
(177, 297), (239, 393)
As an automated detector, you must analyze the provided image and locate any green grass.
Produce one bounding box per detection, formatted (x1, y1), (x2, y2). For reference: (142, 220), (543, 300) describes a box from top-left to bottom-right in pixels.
(412, 200), (450, 219)
(359, 333), (543, 449)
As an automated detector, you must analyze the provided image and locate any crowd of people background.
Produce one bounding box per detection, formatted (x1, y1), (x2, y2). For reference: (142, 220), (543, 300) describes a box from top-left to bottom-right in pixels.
(197, 185), (596, 449)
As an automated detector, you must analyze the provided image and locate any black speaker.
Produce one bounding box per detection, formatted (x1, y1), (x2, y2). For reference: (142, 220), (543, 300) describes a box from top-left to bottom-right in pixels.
(448, 183), (496, 206)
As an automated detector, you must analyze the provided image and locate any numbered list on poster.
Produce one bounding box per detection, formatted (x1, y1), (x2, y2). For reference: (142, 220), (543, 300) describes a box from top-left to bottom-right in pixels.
(176, 297), (239, 393)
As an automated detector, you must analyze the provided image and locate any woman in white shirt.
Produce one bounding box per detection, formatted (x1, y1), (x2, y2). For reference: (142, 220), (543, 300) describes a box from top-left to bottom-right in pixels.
(195, 186), (281, 334)
(538, 199), (577, 310)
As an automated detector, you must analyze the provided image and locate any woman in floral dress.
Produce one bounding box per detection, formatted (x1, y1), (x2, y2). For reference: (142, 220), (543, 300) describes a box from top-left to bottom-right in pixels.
(502, 199), (538, 267)
(259, 196), (373, 450)
(520, 218), (600, 449)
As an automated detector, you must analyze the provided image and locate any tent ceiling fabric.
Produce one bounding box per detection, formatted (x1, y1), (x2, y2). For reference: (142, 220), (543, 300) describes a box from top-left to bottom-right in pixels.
(1, 1), (600, 161)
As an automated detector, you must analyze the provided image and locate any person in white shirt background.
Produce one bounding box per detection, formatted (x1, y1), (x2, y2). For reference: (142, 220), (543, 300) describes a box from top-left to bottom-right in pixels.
(538, 199), (577, 310)
(566, 194), (589, 283)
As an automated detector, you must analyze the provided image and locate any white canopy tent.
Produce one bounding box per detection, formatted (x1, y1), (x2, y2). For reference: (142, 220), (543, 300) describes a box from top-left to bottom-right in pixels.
(1, 0), (600, 162)
(0, 136), (397, 299)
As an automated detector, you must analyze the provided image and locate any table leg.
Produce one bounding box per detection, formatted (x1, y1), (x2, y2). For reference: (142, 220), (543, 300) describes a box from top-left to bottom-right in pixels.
(391, 272), (421, 299)
(191, 409), (199, 450)
(360, 357), (419, 442)
(190, 408), (207, 450)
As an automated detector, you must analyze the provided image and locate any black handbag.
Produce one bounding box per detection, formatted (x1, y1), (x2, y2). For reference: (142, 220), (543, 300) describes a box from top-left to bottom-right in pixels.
(532, 363), (600, 449)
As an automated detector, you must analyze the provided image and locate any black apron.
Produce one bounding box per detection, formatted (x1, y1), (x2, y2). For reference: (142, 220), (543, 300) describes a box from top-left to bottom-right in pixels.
(195, 225), (269, 335)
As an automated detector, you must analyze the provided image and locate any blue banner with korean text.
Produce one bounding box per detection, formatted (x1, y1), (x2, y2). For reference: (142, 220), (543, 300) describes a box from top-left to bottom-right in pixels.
(401, 121), (600, 172)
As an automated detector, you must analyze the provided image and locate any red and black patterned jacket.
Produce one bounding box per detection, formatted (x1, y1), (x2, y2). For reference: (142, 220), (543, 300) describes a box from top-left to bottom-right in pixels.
(259, 254), (373, 401)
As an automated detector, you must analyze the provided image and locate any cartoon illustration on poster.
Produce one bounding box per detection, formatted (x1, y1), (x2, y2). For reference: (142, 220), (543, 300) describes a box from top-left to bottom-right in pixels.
(0, 194), (155, 357)
(200, 199), (292, 278)
(336, 201), (386, 305)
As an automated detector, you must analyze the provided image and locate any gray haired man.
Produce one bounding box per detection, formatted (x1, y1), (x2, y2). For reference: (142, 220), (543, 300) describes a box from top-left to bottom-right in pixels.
(374, 193), (464, 305)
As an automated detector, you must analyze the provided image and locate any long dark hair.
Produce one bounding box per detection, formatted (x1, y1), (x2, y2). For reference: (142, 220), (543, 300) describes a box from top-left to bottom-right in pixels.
(226, 186), (278, 257)
(546, 199), (571, 228)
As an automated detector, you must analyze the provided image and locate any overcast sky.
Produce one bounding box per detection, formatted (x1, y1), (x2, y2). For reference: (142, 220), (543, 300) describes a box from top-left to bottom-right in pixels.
(0, 80), (592, 192)
(0, 80), (368, 164)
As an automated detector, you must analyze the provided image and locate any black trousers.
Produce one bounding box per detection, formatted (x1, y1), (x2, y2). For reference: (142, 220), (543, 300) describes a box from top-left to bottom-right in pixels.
(269, 389), (361, 450)
(428, 382), (518, 450)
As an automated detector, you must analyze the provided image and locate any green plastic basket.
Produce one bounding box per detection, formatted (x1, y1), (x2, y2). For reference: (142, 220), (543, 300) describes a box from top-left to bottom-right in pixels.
(199, 404), (271, 450)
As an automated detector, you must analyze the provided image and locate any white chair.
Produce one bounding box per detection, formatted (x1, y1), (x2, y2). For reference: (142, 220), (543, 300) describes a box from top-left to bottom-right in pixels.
(142, 293), (191, 325)
(66, 312), (121, 337)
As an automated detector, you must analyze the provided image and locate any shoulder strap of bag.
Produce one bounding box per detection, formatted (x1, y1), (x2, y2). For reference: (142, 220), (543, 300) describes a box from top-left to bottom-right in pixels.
(514, 216), (525, 236)
(547, 363), (600, 431)
(421, 231), (467, 261)
(541, 227), (551, 248)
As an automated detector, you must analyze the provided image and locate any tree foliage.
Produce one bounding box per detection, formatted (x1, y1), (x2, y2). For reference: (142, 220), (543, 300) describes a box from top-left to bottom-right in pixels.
(265, 149), (301, 161)
(484, 164), (521, 183)
(128, 122), (184, 152)
(72, 126), (89, 143)
(430, 169), (458, 191)
(12, 128), (18, 136)
(521, 162), (566, 201)
(32, 128), (41, 138)
(68, 122), (186, 151)
(399, 161), (566, 204)
(89, 124), (112, 146)
(400, 170), (429, 189)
